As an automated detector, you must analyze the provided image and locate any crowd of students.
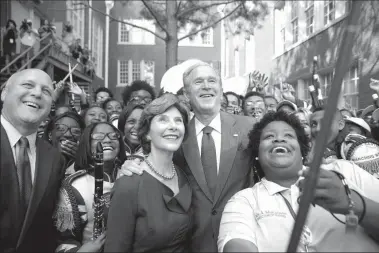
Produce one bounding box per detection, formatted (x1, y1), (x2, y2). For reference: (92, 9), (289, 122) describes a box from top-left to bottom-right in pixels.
(0, 60), (378, 252)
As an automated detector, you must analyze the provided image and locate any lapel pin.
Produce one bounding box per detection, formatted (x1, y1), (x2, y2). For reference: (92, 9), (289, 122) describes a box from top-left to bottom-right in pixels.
(233, 134), (238, 137)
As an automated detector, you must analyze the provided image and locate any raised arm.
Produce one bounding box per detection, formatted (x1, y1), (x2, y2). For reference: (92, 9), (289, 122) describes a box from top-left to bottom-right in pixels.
(218, 191), (258, 252)
(351, 190), (379, 242)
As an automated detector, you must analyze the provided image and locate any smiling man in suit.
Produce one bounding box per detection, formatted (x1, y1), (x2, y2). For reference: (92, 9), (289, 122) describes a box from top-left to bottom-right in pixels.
(177, 62), (256, 251)
(0, 69), (65, 252)
(120, 61), (256, 251)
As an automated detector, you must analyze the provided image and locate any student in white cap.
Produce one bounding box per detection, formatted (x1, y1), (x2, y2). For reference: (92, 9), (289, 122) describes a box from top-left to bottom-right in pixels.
(345, 117), (371, 137)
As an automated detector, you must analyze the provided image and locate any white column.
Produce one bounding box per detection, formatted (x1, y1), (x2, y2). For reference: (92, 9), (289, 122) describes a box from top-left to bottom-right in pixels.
(88, 0), (92, 50)
(105, 0), (114, 88)
(217, 5), (226, 79)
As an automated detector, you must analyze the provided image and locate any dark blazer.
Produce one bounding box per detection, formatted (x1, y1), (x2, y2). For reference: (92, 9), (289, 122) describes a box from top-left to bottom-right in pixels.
(173, 112), (256, 252)
(105, 166), (192, 252)
(0, 125), (65, 252)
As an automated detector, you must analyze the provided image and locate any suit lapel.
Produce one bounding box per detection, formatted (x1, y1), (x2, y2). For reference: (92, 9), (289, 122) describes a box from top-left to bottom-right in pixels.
(213, 112), (238, 204)
(17, 139), (54, 247)
(1, 125), (23, 241)
(182, 119), (213, 202)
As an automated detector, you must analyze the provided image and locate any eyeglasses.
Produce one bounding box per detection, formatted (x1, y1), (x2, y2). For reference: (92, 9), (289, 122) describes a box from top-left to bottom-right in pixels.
(96, 95), (110, 101)
(129, 96), (152, 104)
(91, 132), (121, 140)
(245, 101), (265, 107)
(55, 124), (82, 137)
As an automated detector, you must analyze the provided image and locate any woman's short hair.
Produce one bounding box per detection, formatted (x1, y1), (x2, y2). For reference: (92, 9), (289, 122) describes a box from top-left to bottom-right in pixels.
(248, 111), (311, 180)
(138, 93), (189, 154)
(102, 98), (123, 111)
(80, 105), (109, 121)
(121, 80), (156, 105)
(117, 103), (144, 133)
(74, 122), (126, 171)
(94, 87), (113, 100)
(43, 111), (85, 142)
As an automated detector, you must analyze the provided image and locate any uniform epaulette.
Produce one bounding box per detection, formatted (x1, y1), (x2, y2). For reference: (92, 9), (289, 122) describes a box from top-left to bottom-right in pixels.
(64, 170), (87, 185)
(54, 170), (87, 238)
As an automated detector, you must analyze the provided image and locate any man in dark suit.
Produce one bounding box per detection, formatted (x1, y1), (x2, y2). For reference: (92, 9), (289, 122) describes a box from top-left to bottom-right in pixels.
(0, 69), (65, 252)
(120, 61), (256, 251)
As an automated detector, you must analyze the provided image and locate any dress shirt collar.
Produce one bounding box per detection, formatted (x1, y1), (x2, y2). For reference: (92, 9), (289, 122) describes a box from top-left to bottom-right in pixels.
(261, 178), (289, 196)
(194, 112), (221, 136)
(1, 114), (37, 150)
(260, 166), (306, 196)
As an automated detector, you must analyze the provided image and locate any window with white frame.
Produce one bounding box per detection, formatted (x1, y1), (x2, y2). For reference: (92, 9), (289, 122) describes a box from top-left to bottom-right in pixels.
(320, 72), (333, 99)
(118, 19), (156, 45)
(118, 60), (155, 87)
(234, 49), (240, 77)
(92, 19), (104, 78)
(132, 62), (141, 81)
(291, 1), (298, 43)
(178, 25), (214, 47)
(66, 0), (85, 42)
(299, 80), (311, 104)
(224, 38), (230, 77)
(342, 66), (359, 110)
(118, 60), (129, 86)
(143, 61), (155, 86)
(119, 23), (129, 42)
(324, 0), (336, 25)
(292, 19), (298, 43)
(280, 26), (286, 51)
(305, 1), (314, 36)
(291, 1), (298, 20)
(201, 29), (212, 45)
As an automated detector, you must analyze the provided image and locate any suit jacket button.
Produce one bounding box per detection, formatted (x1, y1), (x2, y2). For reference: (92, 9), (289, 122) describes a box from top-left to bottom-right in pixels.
(212, 210), (217, 215)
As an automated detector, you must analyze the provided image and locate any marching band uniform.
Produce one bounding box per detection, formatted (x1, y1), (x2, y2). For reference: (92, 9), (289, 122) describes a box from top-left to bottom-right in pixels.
(53, 169), (114, 252)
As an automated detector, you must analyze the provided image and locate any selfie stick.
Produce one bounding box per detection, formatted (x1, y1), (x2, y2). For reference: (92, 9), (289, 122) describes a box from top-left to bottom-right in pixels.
(286, 1), (361, 252)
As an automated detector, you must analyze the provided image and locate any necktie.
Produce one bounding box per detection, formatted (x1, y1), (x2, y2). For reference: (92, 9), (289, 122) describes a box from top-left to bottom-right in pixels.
(201, 126), (217, 197)
(16, 137), (32, 215)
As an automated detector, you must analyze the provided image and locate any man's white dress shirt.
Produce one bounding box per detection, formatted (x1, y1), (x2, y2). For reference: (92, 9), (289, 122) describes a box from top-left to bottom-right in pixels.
(1, 115), (37, 184)
(194, 113), (221, 173)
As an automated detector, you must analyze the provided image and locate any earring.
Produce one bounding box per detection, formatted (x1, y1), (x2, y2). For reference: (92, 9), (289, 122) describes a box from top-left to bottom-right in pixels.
(255, 157), (259, 161)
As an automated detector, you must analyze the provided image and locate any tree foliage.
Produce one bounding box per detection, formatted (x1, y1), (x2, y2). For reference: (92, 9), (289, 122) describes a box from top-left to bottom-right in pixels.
(130, 0), (269, 41)
(78, 0), (269, 69)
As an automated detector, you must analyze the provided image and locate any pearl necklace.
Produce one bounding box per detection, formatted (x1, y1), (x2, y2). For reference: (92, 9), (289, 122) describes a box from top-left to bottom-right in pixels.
(144, 157), (176, 180)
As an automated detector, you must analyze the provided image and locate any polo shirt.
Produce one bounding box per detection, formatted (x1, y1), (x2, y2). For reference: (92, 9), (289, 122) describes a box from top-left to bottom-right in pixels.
(218, 160), (379, 252)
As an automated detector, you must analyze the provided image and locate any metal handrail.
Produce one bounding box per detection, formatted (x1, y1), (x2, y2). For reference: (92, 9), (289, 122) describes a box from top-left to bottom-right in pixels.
(18, 41), (52, 71)
(0, 32), (52, 74)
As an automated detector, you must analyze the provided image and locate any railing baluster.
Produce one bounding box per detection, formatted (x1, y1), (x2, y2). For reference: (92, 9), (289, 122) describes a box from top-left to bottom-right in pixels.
(0, 32), (51, 74)
(18, 42), (52, 71)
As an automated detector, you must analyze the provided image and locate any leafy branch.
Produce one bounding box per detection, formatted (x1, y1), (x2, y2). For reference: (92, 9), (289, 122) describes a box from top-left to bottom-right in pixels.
(178, 2), (243, 41)
(176, 0), (234, 19)
(73, 2), (166, 41)
(141, 0), (168, 35)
